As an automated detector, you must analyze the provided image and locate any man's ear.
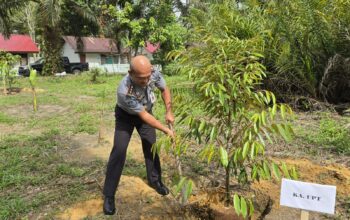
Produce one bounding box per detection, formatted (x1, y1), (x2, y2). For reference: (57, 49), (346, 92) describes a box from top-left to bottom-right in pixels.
(128, 70), (132, 75)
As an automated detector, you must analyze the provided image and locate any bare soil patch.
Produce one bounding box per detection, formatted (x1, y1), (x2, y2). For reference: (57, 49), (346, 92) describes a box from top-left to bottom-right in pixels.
(3, 104), (69, 119)
(65, 130), (145, 163)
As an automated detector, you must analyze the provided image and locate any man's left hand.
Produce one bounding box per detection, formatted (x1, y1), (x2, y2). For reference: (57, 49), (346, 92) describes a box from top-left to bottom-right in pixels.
(165, 111), (175, 125)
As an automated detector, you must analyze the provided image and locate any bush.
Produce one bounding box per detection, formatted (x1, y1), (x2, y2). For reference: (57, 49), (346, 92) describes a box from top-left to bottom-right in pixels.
(87, 67), (107, 83)
(162, 62), (181, 76)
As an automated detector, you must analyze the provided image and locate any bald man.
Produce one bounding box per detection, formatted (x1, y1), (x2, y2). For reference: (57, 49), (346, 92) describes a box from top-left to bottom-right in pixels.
(103, 55), (174, 215)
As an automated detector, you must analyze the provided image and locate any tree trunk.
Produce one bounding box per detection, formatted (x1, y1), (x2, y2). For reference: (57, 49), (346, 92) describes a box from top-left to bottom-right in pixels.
(42, 26), (63, 75)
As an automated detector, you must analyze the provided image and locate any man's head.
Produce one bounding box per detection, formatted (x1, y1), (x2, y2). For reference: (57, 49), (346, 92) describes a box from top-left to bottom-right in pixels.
(129, 55), (152, 87)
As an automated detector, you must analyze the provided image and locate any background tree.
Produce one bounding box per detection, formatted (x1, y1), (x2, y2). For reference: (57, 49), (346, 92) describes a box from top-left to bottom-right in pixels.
(0, 0), (30, 37)
(36, 0), (99, 75)
(101, 0), (186, 66)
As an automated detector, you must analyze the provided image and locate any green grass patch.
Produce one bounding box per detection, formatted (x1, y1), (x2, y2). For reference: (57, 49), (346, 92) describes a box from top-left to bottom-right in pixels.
(0, 112), (17, 124)
(74, 113), (98, 134)
(0, 129), (101, 219)
(302, 117), (350, 155)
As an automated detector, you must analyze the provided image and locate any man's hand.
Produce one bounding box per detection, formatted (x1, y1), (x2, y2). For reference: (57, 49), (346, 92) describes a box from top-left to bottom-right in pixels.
(165, 111), (175, 125)
(165, 127), (175, 139)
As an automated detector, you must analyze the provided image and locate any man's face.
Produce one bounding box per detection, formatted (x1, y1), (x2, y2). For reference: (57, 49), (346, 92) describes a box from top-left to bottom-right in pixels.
(129, 69), (152, 87)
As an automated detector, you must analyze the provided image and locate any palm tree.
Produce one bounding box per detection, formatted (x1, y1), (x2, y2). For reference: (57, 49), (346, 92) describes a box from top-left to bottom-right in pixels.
(37, 0), (98, 75)
(0, 0), (30, 37)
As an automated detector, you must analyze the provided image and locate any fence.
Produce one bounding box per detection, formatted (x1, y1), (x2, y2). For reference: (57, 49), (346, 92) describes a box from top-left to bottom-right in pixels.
(88, 63), (162, 74)
(88, 63), (129, 74)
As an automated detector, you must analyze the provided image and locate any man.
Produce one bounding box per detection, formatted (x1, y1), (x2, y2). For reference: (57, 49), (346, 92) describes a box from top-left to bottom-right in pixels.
(103, 55), (175, 215)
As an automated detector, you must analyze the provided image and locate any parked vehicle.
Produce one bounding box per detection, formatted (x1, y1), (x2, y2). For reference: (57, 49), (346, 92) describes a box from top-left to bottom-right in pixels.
(18, 57), (89, 76)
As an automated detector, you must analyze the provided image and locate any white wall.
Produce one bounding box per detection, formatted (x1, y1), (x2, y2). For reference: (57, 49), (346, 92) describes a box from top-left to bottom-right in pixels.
(86, 53), (101, 65)
(62, 43), (80, 63)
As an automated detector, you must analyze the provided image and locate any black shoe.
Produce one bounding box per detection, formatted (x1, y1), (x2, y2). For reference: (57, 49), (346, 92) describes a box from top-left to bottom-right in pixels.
(103, 196), (116, 215)
(150, 181), (169, 196)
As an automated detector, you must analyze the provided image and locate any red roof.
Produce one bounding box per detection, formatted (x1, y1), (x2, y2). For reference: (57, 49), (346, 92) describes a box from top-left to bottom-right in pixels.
(145, 41), (160, 53)
(0, 34), (39, 53)
(63, 36), (126, 54)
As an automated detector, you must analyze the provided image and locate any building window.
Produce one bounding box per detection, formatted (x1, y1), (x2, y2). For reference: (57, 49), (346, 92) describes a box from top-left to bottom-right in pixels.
(101, 55), (119, 64)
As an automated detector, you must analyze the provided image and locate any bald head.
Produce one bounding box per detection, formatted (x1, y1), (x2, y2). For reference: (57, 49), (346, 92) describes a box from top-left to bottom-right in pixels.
(130, 55), (152, 76)
(129, 55), (152, 87)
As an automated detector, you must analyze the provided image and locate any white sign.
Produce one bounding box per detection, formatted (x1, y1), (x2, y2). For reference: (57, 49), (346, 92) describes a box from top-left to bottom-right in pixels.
(280, 178), (336, 214)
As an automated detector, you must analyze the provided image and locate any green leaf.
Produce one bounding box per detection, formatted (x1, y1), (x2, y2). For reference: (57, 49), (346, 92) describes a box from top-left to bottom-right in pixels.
(272, 162), (281, 180)
(281, 162), (291, 179)
(241, 197), (248, 218)
(250, 142), (256, 159)
(242, 142), (249, 159)
(251, 165), (258, 180)
(219, 146), (228, 167)
(263, 161), (271, 180)
(184, 180), (193, 202)
(249, 199), (255, 216)
(198, 121), (206, 132)
(233, 194), (241, 215)
(291, 167), (298, 180)
(207, 144), (215, 164)
(280, 104), (286, 119)
(258, 167), (266, 179)
(209, 126), (217, 141)
(29, 69), (37, 87)
(277, 124), (292, 142)
(271, 93), (276, 104)
(175, 177), (187, 195)
(261, 111), (267, 125)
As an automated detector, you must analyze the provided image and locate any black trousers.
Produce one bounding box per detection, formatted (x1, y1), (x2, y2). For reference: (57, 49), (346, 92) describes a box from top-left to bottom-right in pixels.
(103, 106), (162, 197)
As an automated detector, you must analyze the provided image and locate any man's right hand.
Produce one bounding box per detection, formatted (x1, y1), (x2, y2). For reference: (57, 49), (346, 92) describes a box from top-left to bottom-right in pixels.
(165, 128), (175, 139)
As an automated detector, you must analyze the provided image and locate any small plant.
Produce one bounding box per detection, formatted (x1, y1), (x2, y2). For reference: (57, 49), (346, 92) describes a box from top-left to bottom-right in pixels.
(88, 67), (105, 83)
(0, 51), (20, 95)
(97, 89), (108, 144)
(153, 128), (194, 206)
(29, 68), (38, 112)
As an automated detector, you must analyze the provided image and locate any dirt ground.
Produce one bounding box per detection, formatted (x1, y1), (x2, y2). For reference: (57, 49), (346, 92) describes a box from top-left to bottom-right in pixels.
(55, 129), (350, 220)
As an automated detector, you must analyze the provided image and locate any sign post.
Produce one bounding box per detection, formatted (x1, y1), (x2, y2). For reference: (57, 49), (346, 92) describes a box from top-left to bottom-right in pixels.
(300, 210), (309, 220)
(280, 178), (337, 219)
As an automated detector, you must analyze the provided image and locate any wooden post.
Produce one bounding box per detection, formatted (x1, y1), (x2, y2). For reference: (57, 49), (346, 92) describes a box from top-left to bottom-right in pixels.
(301, 210), (309, 220)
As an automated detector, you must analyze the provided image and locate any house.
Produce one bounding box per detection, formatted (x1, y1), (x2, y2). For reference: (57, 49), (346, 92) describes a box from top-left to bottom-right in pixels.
(0, 34), (39, 66)
(62, 36), (130, 73)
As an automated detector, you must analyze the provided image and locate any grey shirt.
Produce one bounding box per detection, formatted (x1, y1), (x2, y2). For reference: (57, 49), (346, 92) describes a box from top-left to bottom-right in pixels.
(117, 70), (166, 115)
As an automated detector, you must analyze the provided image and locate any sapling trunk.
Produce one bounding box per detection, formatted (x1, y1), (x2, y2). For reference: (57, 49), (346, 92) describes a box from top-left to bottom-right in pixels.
(225, 162), (231, 206)
(32, 87), (37, 112)
(29, 69), (37, 112)
(98, 107), (104, 144)
(2, 75), (6, 95)
(168, 124), (183, 176)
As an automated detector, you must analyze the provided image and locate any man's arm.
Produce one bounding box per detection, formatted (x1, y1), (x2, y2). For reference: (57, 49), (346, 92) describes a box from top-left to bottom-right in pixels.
(138, 110), (174, 137)
(161, 87), (175, 125)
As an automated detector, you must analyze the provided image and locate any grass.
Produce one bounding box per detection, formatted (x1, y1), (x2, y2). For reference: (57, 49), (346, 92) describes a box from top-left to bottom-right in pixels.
(297, 115), (350, 155)
(0, 112), (17, 124)
(0, 129), (103, 219)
